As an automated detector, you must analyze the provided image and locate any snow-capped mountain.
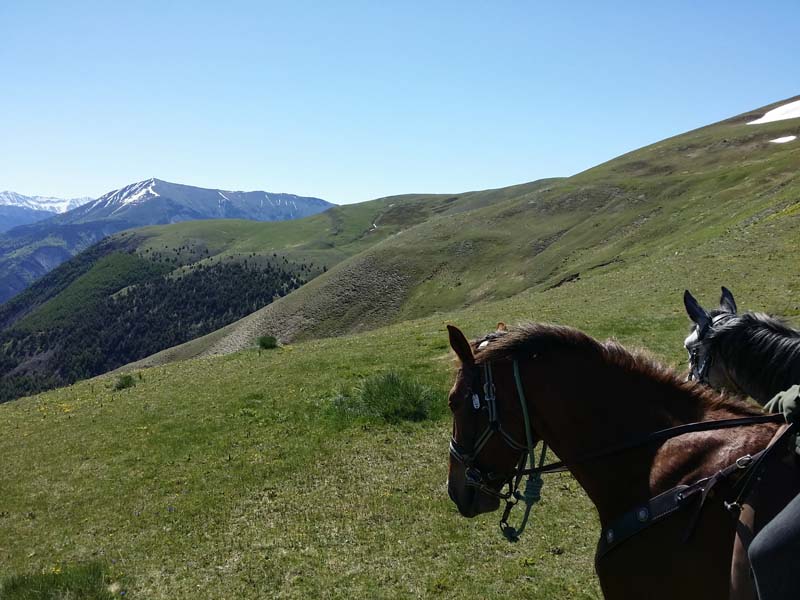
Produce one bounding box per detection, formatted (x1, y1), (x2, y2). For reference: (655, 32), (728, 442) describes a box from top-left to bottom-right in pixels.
(0, 192), (94, 233)
(0, 178), (333, 304)
(0, 191), (92, 214)
(68, 178), (332, 224)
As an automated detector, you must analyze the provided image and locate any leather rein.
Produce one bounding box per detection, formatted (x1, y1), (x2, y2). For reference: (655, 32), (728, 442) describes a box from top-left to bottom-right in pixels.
(449, 357), (788, 545)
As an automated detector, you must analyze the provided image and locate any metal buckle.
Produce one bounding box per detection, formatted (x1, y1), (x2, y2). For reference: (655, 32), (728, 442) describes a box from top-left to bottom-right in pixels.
(735, 454), (753, 469)
(724, 501), (741, 514)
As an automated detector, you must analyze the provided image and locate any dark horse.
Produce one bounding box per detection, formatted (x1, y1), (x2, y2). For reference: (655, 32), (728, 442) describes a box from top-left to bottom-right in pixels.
(683, 287), (800, 404)
(446, 323), (799, 599)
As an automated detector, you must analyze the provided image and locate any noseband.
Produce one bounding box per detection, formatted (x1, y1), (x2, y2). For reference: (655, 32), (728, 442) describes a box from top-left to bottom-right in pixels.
(449, 360), (551, 541)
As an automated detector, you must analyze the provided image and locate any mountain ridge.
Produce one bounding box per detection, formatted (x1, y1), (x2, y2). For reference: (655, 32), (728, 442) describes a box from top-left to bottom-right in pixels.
(0, 178), (334, 303)
(69, 178), (332, 224)
(0, 192), (94, 233)
(1, 95), (798, 400)
(0, 191), (92, 213)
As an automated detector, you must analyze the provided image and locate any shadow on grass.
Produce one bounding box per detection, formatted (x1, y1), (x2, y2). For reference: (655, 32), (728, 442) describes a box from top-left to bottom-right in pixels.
(0, 561), (122, 600)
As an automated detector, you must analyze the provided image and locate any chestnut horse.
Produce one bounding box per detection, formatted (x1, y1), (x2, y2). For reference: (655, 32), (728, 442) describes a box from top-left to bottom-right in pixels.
(446, 323), (799, 600)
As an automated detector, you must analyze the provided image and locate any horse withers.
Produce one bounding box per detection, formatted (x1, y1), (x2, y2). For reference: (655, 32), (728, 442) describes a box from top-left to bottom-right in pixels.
(446, 323), (799, 600)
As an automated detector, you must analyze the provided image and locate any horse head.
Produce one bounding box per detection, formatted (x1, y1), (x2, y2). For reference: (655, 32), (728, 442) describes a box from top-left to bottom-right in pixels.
(683, 286), (741, 393)
(683, 287), (800, 403)
(446, 324), (530, 518)
(446, 321), (636, 525)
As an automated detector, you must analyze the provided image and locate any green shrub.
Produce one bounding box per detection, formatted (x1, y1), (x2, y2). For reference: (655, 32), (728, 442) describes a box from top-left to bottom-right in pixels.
(329, 370), (444, 423)
(0, 561), (117, 599)
(113, 374), (135, 391)
(257, 335), (278, 350)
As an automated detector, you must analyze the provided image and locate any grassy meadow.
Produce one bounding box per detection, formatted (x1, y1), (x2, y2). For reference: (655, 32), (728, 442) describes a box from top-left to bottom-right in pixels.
(2, 220), (799, 597)
(1, 307), (602, 599)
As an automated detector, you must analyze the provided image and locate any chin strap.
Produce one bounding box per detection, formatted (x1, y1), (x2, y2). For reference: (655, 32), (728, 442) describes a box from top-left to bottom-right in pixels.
(500, 360), (548, 542)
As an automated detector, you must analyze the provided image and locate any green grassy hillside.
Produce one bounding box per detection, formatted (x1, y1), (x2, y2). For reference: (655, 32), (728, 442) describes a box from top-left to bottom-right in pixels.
(1, 97), (799, 598)
(130, 183), (548, 275)
(0, 191), (487, 334)
(0, 308), (594, 599)
(0, 181), (559, 394)
(131, 96), (800, 367)
(3, 192), (523, 401)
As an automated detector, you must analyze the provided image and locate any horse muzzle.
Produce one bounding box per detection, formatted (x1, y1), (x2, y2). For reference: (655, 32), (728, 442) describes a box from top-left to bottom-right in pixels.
(448, 478), (500, 517)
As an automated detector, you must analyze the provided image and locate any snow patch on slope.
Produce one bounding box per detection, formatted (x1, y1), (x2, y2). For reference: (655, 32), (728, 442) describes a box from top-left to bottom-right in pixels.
(87, 178), (161, 215)
(119, 179), (160, 206)
(770, 135), (797, 144)
(748, 100), (800, 125)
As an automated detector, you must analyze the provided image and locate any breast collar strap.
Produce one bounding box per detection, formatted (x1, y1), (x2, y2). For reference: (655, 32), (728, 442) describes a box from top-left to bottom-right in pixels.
(595, 421), (796, 561)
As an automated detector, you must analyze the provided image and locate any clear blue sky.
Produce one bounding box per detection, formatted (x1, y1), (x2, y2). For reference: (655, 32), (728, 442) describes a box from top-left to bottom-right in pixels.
(1, 1), (797, 204)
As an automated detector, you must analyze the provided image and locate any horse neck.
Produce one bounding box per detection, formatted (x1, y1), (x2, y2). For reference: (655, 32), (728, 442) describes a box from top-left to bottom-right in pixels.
(713, 327), (800, 404)
(518, 351), (754, 525)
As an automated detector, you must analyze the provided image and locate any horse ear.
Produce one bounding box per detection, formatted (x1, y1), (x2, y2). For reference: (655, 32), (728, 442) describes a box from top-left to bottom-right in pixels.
(684, 290), (711, 329)
(719, 286), (737, 314)
(496, 322), (507, 332)
(447, 325), (474, 367)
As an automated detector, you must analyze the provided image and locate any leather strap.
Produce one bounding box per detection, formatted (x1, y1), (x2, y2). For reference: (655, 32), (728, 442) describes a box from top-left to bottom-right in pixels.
(521, 413), (786, 477)
(596, 483), (702, 559)
(596, 423), (797, 562)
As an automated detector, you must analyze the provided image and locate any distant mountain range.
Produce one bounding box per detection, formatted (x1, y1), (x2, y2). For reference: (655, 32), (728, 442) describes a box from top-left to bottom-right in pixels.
(67, 178), (332, 224)
(0, 192), (93, 232)
(0, 191), (92, 213)
(0, 178), (333, 304)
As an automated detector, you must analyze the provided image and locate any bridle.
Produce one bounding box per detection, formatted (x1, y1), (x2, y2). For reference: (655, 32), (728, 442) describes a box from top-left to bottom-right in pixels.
(449, 342), (787, 545)
(448, 362), (530, 495)
(686, 313), (735, 384)
(449, 360), (550, 542)
(686, 339), (712, 384)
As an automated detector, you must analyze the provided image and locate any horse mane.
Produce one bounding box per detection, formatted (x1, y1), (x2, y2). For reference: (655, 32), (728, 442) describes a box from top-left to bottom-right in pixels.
(707, 311), (800, 397)
(474, 322), (761, 417)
